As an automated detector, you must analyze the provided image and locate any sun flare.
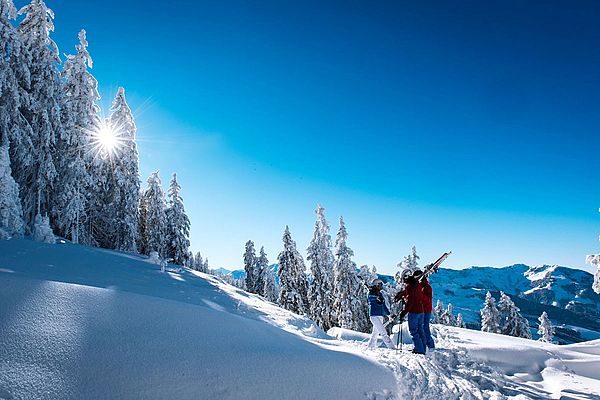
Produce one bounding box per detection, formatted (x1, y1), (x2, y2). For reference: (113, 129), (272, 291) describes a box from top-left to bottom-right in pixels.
(90, 120), (123, 157)
(98, 124), (118, 150)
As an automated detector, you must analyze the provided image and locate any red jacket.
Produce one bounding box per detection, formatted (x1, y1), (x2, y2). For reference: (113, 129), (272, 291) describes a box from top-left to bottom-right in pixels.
(420, 279), (433, 313)
(396, 281), (424, 313)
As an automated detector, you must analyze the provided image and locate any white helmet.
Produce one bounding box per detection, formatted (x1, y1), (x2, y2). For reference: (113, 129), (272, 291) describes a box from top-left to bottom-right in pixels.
(371, 278), (383, 287)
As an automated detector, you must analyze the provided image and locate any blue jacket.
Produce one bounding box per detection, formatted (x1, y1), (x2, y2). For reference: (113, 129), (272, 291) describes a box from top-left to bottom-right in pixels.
(368, 290), (390, 317)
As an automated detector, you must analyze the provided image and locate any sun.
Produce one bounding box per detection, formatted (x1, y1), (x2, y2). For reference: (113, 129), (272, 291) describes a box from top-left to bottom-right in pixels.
(90, 120), (123, 157)
(97, 123), (118, 151)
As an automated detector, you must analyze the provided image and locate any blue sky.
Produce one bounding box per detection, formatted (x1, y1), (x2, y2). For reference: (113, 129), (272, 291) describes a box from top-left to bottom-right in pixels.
(41, 0), (600, 274)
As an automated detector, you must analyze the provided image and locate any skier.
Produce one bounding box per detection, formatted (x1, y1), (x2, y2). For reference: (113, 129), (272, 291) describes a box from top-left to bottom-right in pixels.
(367, 279), (396, 350)
(415, 269), (435, 350)
(395, 272), (426, 354)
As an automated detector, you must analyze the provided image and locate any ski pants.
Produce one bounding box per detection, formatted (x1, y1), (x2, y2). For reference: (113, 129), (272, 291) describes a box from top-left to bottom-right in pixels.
(408, 313), (426, 353)
(368, 316), (395, 349)
(423, 313), (435, 349)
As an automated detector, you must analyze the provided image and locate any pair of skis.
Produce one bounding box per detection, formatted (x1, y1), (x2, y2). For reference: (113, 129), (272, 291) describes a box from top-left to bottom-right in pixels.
(415, 251), (452, 282)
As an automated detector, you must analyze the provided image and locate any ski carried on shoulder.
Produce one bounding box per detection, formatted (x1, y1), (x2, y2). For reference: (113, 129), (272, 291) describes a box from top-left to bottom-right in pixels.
(416, 251), (452, 281)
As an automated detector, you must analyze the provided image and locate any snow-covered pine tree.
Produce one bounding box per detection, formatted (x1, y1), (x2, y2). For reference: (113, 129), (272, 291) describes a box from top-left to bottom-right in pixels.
(277, 226), (309, 315)
(1, 0), (31, 172)
(586, 254), (600, 295)
(53, 29), (99, 244)
(0, 141), (24, 239)
(165, 173), (190, 265)
(137, 191), (149, 254)
(442, 303), (457, 326)
(262, 262), (279, 303)
(254, 246), (268, 296)
(394, 246), (419, 287)
(498, 292), (531, 339)
(243, 240), (257, 293)
(537, 311), (554, 343)
(307, 205), (336, 330)
(33, 213), (54, 243)
(16, 0), (62, 230)
(456, 313), (466, 328)
(184, 251), (194, 269)
(408, 246), (419, 269)
(194, 251), (204, 272)
(107, 87), (140, 251)
(139, 172), (167, 257)
(332, 217), (365, 330)
(358, 264), (377, 287)
(203, 257), (209, 273)
(480, 291), (501, 334)
(432, 299), (444, 324)
(0, 0), (17, 145)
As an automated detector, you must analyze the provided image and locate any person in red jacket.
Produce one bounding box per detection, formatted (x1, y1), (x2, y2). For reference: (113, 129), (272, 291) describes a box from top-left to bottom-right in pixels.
(394, 271), (426, 354)
(418, 272), (435, 350)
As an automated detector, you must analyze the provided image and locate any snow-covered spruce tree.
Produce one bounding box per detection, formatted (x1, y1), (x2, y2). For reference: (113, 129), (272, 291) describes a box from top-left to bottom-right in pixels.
(480, 291), (501, 334)
(184, 251), (194, 269)
(165, 173), (190, 265)
(456, 313), (466, 328)
(0, 141), (24, 239)
(33, 213), (54, 243)
(432, 299), (444, 324)
(243, 240), (257, 293)
(203, 258), (209, 274)
(277, 226), (309, 315)
(0, 0), (17, 145)
(107, 87), (140, 251)
(394, 246), (419, 286)
(332, 217), (367, 331)
(16, 0), (62, 230)
(307, 205), (336, 330)
(262, 262), (279, 303)
(358, 264), (377, 287)
(137, 191), (149, 254)
(1, 0), (31, 167)
(254, 246), (268, 296)
(498, 292), (531, 339)
(194, 251), (204, 272)
(442, 303), (457, 326)
(586, 254), (600, 295)
(537, 311), (554, 343)
(53, 29), (99, 244)
(139, 172), (167, 257)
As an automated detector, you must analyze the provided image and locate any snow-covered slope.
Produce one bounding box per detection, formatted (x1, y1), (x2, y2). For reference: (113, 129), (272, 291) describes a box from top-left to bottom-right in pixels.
(0, 239), (395, 400)
(1, 239), (599, 399)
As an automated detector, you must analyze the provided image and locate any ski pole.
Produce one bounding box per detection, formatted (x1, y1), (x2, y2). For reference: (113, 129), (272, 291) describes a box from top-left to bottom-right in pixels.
(399, 319), (403, 352)
(396, 317), (401, 352)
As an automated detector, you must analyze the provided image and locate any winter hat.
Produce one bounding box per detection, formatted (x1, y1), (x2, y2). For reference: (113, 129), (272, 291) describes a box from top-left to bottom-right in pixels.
(401, 269), (413, 282)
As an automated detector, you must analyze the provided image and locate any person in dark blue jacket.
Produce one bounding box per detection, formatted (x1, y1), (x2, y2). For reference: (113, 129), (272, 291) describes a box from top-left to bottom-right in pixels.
(367, 279), (396, 349)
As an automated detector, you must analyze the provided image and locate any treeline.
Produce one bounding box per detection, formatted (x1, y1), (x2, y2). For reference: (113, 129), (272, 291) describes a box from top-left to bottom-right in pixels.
(241, 207), (372, 332)
(0, 0), (195, 266)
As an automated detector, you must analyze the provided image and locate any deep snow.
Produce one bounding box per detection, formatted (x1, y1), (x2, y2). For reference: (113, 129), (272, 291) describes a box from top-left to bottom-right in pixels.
(1, 239), (599, 399)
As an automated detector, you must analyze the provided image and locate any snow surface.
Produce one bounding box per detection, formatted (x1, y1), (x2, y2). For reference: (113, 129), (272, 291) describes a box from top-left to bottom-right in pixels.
(1, 239), (599, 399)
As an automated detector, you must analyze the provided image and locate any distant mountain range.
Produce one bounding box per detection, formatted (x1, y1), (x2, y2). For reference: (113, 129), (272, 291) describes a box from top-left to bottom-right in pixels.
(214, 263), (600, 344)
(422, 264), (600, 344)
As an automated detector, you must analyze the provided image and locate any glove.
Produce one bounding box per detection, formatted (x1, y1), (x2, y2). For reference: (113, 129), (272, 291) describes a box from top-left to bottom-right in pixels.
(390, 314), (397, 320)
(399, 310), (407, 321)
